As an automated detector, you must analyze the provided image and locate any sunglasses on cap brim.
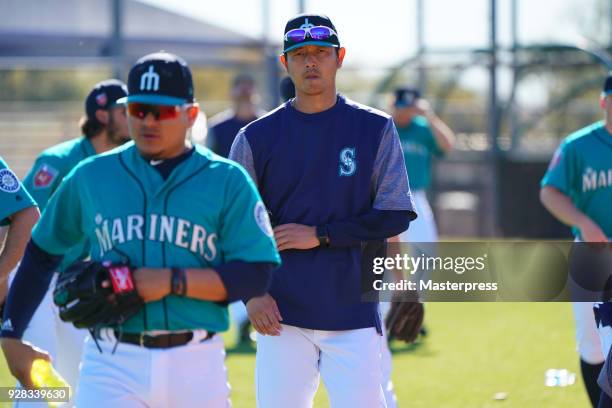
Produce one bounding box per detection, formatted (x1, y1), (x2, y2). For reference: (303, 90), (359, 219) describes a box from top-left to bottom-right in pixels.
(284, 26), (338, 43)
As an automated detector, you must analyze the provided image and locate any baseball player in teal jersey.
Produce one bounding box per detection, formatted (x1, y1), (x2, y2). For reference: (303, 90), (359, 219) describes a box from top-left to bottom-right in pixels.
(1, 52), (280, 408)
(392, 87), (454, 244)
(0, 156), (39, 294)
(381, 88), (454, 407)
(541, 72), (612, 407)
(24, 79), (130, 271)
(9, 80), (130, 407)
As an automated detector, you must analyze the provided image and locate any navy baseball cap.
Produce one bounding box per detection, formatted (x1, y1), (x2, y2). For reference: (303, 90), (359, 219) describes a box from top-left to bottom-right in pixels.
(603, 71), (612, 96)
(118, 51), (194, 106)
(283, 14), (340, 54)
(85, 79), (127, 122)
(394, 87), (421, 108)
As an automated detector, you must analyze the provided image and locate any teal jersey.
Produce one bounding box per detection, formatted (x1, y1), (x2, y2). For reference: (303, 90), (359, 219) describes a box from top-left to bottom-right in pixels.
(396, 115), (444, 190)
(0, 156), (37, 225)
(23, 137), (96, 271)
(541, 122), (612, 238)
(32, 142), (280, 333)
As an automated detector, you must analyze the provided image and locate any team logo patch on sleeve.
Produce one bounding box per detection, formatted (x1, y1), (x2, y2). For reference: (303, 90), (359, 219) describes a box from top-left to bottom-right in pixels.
(33, 164), (59, 189)
(254, 201), (274, 237)
(0, 169), (20, 193)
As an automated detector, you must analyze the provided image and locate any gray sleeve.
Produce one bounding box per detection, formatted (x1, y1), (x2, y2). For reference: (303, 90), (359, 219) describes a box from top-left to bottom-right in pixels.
(371, 118), (416, 211)
(228, 129), (258, 188)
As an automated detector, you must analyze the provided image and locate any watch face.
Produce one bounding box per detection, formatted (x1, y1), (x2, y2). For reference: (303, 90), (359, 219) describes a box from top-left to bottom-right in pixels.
(316, 226), (330, 247)
(171, 268), (187, 296)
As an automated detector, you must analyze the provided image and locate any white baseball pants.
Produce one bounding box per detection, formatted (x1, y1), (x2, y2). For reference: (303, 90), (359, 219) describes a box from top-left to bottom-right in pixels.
(255, 324), (386, 408)
(75, 331), (230, 408)
(573, 302), (605, 364)
(399, 189), (438, 243)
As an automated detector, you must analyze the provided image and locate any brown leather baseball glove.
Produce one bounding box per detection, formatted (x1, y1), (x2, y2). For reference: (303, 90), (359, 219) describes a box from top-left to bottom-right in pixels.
(385, 291), (424, 343)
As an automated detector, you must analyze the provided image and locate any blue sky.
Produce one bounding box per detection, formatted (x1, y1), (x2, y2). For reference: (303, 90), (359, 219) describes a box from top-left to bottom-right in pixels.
(140, 0), (599, 68)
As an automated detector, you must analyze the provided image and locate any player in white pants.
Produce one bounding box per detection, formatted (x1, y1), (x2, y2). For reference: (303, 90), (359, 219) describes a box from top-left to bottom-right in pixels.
(2, 52), (280, 408)
(540, 73), (612, 406)
(380, 88), (454, 407)
(574, 301), (605, 364)
(393, 85), (454, 246)
(230, 13), (416, 408)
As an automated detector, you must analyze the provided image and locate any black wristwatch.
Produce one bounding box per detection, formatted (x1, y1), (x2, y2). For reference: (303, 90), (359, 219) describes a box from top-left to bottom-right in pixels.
(316, 225), (330, 248)
(171, 267), (187, 296)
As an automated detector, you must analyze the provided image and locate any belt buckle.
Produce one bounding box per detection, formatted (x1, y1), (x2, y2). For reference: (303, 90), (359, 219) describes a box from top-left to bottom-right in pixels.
(139, 332), (146, 347)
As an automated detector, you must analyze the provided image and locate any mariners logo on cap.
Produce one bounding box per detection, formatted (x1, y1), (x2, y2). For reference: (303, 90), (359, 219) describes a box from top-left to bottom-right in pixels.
(0, 169), (20, 193)
(122, 52), (194, 106)
(300, 18), (315, 29)
(140, 66), (160, 92)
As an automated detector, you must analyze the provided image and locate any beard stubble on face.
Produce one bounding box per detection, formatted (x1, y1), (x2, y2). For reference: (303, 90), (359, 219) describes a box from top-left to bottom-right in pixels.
(107, 111), (130, 146)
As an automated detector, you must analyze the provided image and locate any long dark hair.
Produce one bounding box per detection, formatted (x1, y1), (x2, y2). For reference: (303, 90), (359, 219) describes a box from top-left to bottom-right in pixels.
(79, 116), (104, 138)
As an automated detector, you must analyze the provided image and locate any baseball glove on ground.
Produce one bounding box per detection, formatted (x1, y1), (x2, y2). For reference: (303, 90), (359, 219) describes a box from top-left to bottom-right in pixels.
(385, 291), (424, 343)
(53, 261), (143, 329)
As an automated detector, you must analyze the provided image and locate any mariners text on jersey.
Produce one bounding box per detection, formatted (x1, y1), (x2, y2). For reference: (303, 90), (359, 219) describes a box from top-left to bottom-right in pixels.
(582, 167), (612, 192)
(94, 213), (217, 260)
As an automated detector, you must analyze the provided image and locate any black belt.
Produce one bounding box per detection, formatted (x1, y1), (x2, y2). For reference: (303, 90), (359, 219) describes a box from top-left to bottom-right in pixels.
(113, 330), (216, 349)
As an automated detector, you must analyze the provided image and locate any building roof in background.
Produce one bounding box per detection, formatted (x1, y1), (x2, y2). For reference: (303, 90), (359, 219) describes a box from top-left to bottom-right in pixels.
(0, 0), (264, 66)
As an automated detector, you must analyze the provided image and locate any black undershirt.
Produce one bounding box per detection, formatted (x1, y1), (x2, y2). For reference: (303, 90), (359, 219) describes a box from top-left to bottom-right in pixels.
(147, 146), (196, 180)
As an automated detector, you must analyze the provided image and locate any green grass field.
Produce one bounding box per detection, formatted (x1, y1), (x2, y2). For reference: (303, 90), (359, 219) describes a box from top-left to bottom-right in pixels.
(0, 303), (591, 407)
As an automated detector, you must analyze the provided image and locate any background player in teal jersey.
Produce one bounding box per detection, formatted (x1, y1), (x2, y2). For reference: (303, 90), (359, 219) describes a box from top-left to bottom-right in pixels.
(541, 72), (612, 407)
(10, 79), (129, 407)
(380, 87), (455, 406)
(0, 156), (39, 295)
(392, 87), (454, 244)
(25, 79), (129, 214)
(1, 52), (280, 408)
(23, 79), (129, 271)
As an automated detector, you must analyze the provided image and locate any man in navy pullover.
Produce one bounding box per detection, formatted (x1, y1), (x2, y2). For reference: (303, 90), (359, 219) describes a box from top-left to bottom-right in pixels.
(229, 14), (416, 408)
